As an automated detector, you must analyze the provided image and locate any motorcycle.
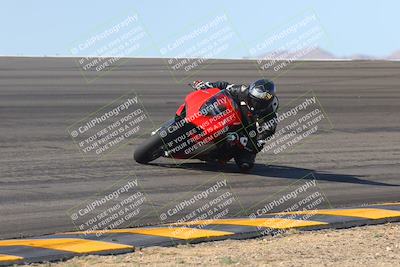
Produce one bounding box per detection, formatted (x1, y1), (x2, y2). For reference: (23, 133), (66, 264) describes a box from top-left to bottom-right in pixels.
(134, 85), (254, 171)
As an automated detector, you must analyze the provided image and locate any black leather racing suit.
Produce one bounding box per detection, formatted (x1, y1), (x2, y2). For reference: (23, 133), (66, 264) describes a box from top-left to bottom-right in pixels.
(208, 81), (279, 167)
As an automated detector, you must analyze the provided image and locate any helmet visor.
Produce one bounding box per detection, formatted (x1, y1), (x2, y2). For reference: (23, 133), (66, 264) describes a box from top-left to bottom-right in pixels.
(249, 85), (274, 100)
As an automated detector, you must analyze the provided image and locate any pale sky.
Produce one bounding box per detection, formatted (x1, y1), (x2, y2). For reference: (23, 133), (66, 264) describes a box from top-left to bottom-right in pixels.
(1, 0), (399, 58)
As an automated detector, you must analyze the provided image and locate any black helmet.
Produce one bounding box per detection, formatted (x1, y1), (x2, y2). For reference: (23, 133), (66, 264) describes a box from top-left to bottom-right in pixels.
(248, 79), (276, 115)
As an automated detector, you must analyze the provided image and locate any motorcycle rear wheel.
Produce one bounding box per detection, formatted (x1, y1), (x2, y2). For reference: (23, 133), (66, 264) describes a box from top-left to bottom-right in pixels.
(234, 155), (255, 172)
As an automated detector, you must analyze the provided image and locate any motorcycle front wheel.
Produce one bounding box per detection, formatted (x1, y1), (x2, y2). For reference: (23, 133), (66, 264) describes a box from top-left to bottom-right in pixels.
(134, 133), (164, 164)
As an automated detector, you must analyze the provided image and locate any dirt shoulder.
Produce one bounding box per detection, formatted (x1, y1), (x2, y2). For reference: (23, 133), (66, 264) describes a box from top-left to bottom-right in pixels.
(32, 223), (400, 267)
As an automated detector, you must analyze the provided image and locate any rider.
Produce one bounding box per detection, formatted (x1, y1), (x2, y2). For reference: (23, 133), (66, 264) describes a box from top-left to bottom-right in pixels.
(192, 79), (279, 170)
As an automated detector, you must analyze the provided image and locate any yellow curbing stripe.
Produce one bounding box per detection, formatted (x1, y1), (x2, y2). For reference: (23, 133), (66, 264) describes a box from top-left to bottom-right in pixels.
(0, 253), (23, 262)
(170, 218), (327, 229)
(60, 227), (233, 240)
(272, 208), (400, 220)
(0, 238), (133, 254)
(373, 202), (400, 206)
(124, 227), (233, 240)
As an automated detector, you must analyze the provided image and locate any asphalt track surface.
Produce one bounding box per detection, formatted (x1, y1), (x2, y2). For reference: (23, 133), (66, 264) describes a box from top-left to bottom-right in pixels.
(0, 57), (399, 239)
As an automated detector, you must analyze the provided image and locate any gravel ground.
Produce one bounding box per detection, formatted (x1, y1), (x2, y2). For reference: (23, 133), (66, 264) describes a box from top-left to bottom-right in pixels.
(30, 223), (400, 267)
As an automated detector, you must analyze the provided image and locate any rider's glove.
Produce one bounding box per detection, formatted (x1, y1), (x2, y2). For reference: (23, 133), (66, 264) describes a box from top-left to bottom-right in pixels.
(226, 132), (239, 142)
(192, 80), (212, 90)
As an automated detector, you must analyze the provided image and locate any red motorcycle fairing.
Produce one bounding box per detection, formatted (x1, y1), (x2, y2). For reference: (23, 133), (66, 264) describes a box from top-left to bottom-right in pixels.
(175, 103), (185, 117)
(168, 88), (243, 159)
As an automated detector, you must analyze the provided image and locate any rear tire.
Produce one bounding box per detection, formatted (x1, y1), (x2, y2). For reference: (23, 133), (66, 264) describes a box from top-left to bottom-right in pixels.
(234, 154), (255, 173)
(134, 133), (164, 164)
(235, 161), (254, 172)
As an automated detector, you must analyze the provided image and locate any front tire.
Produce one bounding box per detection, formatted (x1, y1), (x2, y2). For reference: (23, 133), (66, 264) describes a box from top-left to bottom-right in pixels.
(134, 133), (164, 164)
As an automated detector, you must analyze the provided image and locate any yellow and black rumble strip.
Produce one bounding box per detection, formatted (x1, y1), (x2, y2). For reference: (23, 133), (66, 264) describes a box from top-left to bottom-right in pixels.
(0, 203), (399, 266)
